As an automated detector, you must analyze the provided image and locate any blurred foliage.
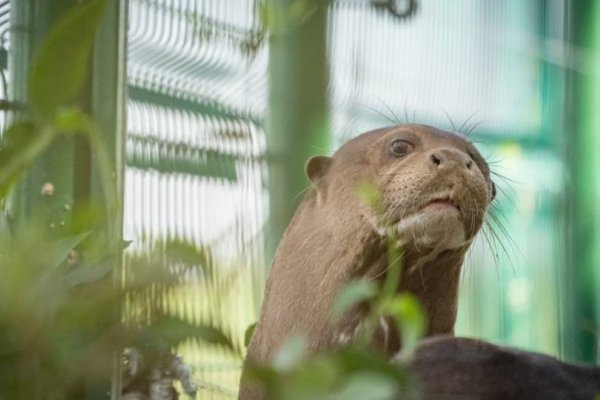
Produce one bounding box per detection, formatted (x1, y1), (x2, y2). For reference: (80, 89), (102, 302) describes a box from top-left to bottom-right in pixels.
(0, 214), (240, 398)
(243, 268), (426, 400)
(28, 0), (106, 121)
(0, 0), (112, 202)
(0, 1), (238, 398)
(248, 343), (418, 400)
(242, 260), (425, 400)
(0, 1), (431, 399)
(0, 221), (117, 398)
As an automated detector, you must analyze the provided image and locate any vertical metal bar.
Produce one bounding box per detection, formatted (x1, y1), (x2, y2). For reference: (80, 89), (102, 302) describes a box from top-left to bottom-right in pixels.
(265, 0), (331, 262)
(90, 2), (128, 398)
(91, 2), (128, 398)
(563, 0), (600, 363)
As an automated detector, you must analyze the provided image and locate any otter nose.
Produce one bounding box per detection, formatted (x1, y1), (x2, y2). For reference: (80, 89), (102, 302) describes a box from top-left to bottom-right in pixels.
(429, 148), (473, 170)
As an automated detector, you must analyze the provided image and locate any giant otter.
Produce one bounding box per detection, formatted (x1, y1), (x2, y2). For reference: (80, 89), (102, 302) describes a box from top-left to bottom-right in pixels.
(238, 124), (496, 399)
(239, 123), (600, 399)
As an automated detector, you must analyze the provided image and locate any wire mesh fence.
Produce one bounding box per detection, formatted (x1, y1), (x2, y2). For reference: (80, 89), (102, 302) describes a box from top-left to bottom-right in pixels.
(0, 0), (9, 135)
(126, 0), (268, 397)
(123, 0), (568, 397)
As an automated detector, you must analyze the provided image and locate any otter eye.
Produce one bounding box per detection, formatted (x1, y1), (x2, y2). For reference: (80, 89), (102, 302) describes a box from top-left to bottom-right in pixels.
(389, 139), (413, 157)
(490, 181), (497, 201)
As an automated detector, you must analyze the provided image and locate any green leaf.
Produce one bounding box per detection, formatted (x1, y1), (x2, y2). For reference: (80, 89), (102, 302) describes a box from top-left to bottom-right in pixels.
(28, 0), (107, 119)
(48, 231), (92, 268)
(272, 335), (307, 372)
(0, 122), (55, 199)
(146, 316), (235, 350)
(356, 180), (382, 213)
(334, 372), (399, 400)
(244, 322), (257, 347)
(332, 280), (378, 318)
(165, 239), (214, 278)
(64, 261), (113, 288)
(54, 108), (94, 133)
(382, 294), (426, 358)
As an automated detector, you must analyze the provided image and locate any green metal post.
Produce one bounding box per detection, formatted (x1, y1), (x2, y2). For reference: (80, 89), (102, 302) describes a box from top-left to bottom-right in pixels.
(9, 0), (79, 225)
(9, 0), (128, 397)
(266, 0), (331, 263)
(90, 2), (128, 398)
(563, 0), (600, 363)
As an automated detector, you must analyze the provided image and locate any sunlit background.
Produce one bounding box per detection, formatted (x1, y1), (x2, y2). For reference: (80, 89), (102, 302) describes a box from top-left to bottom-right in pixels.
(3, 0), (600, 398)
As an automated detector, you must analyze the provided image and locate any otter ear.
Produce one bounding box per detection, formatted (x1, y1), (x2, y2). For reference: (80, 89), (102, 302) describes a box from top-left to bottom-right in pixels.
(305, 156), (333, 189)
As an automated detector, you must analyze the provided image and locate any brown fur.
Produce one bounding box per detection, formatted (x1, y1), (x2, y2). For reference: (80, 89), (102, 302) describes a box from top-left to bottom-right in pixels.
(238, 124), (495, 399)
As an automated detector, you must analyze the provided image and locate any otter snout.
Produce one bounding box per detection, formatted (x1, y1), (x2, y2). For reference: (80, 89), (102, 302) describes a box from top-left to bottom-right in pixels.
(428, 148), (473, 171)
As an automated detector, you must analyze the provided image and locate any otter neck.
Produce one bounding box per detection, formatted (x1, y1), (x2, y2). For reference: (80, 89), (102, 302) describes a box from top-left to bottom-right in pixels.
(346, 204), (468, 337)
(399, 246), (465, 335)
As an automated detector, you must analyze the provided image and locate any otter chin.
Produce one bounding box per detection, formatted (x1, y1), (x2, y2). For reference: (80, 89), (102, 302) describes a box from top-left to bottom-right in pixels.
(239, 124), (496, 400)
(395, 207), (467, 252)
(379, 192), (469, 252)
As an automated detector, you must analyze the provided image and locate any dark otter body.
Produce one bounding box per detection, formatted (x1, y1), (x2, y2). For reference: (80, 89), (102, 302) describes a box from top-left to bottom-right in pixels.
(239, 124), (495, 399)
(407, 337), (600, 400)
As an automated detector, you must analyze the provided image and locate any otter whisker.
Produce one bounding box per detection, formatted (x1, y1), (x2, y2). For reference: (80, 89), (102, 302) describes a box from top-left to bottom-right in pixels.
(494, 184), (516, 207)
(458, 111), (479, 134)
(379, 189), (398, 223)
(462, 180), (502, 272)
(392, 187), (423, 225)
(482, 148), (500, 163)
(485, 218), (514, 273)
(462, 181), (481, 236)
(365, 104), (401, 125)
(488, 202), (516, 243)
(368, 251), (404, 282)
(441, 108), (457, 132)
(486, 160), (504, 167)
(381, 202), (397, 224)
(464, 120), (484, 136)
(491, 170), (520, 185)
(292, 184), (312, 201)
(482, 220), (501, 271)
(374, 96), (403, 125)
(484, 153), (504, 166)
(485, 210), (520, 269)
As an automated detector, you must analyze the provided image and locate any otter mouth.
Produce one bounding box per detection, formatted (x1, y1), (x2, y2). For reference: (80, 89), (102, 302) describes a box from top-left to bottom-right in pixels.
(424, 196), (461, 212)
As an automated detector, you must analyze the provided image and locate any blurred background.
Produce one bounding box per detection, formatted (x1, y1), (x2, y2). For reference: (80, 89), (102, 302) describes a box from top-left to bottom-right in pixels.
(2, 0), (600, 398)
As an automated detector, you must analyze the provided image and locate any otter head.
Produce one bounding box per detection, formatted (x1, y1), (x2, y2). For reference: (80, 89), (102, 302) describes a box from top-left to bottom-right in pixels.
(306, 124), (495, 259)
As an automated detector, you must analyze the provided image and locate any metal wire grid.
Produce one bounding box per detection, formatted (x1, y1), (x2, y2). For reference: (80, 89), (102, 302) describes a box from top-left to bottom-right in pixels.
(0, 0), (9, 136)
(329, 0), (547, 145)
(125, 1), (267, 398)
